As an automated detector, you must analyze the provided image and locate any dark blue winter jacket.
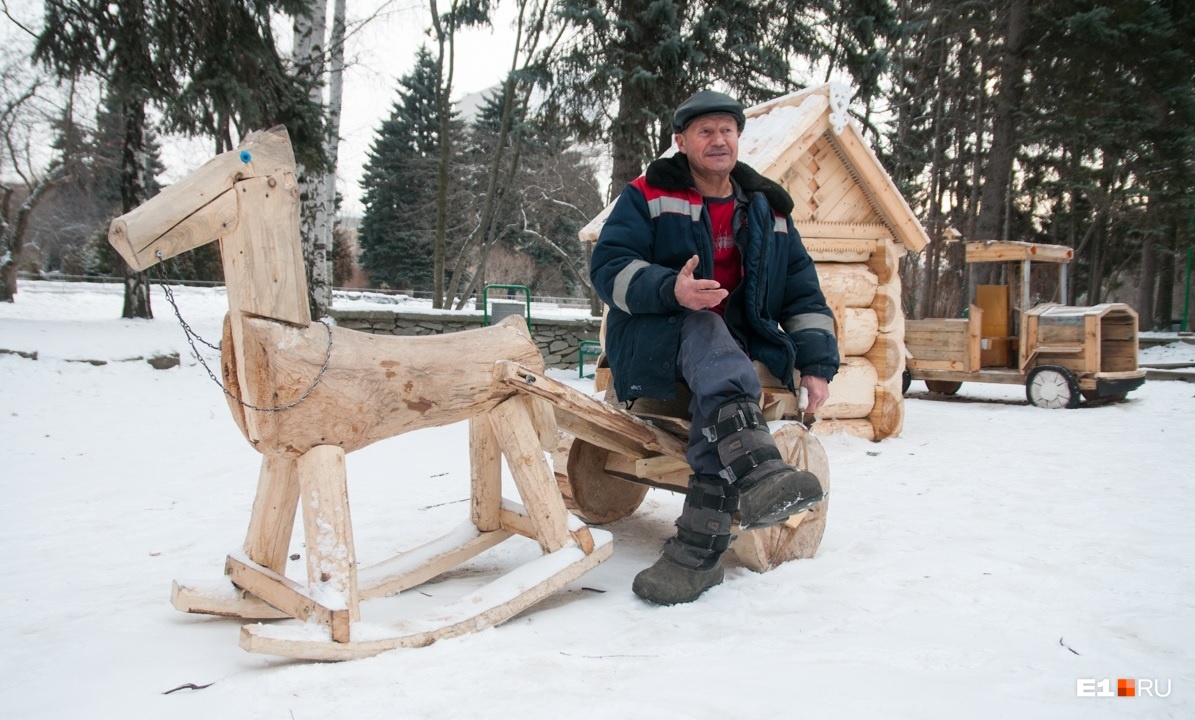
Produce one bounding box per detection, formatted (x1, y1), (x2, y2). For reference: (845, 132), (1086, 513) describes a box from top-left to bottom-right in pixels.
(591, 153), (840, 402)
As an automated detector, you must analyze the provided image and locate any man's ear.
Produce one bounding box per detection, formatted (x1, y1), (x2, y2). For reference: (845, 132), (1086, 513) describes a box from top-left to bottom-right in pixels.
(674, 133), (686, 153)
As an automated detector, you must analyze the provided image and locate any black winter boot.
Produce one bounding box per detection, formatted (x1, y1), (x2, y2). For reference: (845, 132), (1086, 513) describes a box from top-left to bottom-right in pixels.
(704, 396), (825, 529)
(632, 474), (736, 605)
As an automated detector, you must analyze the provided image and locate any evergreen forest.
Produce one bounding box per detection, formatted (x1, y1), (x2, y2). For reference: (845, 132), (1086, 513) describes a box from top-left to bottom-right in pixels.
(1, 0), (1192, 329)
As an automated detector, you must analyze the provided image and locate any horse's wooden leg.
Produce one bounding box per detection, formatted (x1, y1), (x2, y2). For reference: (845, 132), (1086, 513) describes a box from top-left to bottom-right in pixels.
(470, 415), (503, 532)
(244, 454), (300, 572)
(297, 444), (360, 639)
(489, 395), (576, 554)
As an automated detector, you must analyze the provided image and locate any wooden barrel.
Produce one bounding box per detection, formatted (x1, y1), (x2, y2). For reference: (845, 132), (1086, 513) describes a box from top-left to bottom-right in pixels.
(731, 422), (831, 572)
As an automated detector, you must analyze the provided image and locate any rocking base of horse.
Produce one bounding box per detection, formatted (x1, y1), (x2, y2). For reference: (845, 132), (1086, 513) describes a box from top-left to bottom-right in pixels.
(173, 524), (613, 661)
(169, 380), (615, 661)
(238, 533), (612, 661)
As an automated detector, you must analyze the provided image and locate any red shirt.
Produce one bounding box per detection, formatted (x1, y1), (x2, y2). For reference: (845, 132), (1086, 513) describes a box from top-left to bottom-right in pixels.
(706, 195), (740, 315)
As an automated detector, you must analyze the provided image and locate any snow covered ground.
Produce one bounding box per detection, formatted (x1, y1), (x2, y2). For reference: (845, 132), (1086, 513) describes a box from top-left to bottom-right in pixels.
(2, 281), (1193, 719)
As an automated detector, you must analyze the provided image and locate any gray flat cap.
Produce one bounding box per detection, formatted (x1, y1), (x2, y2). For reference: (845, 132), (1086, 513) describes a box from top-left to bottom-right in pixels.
(673, 90), (746, 132)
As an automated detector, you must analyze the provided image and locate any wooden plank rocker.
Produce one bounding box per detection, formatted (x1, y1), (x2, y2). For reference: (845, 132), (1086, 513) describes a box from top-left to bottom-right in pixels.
(108, 127), (613, 661)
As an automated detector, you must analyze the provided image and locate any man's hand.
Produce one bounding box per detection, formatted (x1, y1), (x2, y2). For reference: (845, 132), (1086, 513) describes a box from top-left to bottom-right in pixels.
(674, 255), (727, 311)
(799, 374), (830, 415)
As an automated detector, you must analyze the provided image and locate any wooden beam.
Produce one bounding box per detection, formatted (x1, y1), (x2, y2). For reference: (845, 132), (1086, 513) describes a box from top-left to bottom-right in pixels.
(493, 362), (687, 460)
(239, 535), (614, 661)
(967, 305), (984, 373)
(357, 523), (513, 600)
(170, 579), (291, 619)
(297, 445), (359, 634)
(799, 221), (892, 241)
(469, 414), (503, 532)
(489, 395), (573, 553)
(226, 554), (351, 641)
(965, 241), (1074, 264)
(802, 237), (877, 263)
(243, 454), (300, 574)
(220, 174), (310, 326)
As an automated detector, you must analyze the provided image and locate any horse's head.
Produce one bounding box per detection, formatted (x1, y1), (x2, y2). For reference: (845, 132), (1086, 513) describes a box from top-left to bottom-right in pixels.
(108, 126), (308, 327)
(108, 126), (296, 272)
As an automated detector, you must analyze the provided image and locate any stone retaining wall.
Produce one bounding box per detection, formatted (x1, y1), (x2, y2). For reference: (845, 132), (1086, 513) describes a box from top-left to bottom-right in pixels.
(330, 307), (601, 369)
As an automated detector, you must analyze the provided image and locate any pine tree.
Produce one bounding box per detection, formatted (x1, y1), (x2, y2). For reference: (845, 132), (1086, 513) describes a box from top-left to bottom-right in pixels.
(549, 0), (900, 192)
(358, 47), (461, 291)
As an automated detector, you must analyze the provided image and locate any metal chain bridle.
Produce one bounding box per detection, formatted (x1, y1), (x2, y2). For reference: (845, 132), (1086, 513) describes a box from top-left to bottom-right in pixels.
(153, 250), (333, 413)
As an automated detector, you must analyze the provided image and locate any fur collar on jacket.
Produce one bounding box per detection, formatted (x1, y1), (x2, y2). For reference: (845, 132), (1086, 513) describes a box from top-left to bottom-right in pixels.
(644, 153), (795, 215)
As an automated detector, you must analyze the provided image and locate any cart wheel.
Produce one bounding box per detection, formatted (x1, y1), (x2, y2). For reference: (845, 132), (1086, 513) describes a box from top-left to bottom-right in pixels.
(558, 438), (648, 524)
(901, 368), (911, 395)
(1026, 365), (1080, 409)
(925, 380), (963, 395)
(732, 423), (831, 572)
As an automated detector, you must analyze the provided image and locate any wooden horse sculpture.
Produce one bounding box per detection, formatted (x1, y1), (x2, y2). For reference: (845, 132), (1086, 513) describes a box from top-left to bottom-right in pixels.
(108, 126), (612, 660)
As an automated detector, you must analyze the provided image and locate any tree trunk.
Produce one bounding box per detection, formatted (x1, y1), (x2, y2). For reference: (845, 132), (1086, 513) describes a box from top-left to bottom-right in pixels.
(0, 261), (15, 302)
(1, 164), (66, 302)
(917, 41), (947, 320)
(1156, 216), (1178, 330)
(120, 96), (152, 319)
(429, 0), (456, 310)
(975, 0), (1028, 244)
(293, 0), (330, 318)
(610, 79), (649, 197)
(1139, 234), (1156, 330)
(315, 0), (347, 311)
(1087, 219), (1104, 305)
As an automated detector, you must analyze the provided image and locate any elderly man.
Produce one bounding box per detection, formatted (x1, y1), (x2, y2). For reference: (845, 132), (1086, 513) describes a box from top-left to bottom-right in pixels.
(590, 89), (840, 605)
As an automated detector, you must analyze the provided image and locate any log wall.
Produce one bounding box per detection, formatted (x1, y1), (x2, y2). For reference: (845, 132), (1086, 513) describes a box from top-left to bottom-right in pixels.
(808, 237), (907, 441)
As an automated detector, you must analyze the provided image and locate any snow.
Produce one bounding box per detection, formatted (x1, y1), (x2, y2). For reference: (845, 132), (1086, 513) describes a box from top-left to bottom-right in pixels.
(1140, 340), (1195, 366)
(2, 280), (1193, 719)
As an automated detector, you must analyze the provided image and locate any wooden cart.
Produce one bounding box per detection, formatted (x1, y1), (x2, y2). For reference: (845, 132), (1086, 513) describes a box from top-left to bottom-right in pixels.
(904, 241), (1145, 408)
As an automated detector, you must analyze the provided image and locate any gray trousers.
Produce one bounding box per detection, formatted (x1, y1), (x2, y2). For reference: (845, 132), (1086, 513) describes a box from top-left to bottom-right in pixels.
(677, 311), (762, 476)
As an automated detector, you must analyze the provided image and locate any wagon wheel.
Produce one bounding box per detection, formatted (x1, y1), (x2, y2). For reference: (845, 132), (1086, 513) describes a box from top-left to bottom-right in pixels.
(925, 380), (963, 395)
(556, 437), (649, 525)
(732, 422), (831, 572)
(1026, 365), (1080, 409)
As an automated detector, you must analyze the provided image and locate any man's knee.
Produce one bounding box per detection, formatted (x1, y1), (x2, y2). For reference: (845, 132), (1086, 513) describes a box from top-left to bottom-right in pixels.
(681, 310), (736, 348)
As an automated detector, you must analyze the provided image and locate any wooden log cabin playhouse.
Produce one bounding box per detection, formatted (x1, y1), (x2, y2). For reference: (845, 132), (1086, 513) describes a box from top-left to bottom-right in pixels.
(580, 82), (930, 442)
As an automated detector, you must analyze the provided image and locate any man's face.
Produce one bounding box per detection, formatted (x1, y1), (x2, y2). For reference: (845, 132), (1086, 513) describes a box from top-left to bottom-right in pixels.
(676, 113), (740, 177)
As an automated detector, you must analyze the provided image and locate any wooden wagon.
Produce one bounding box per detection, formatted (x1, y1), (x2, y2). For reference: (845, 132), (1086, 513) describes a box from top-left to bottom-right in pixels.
(904, 240), (1146, 407)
